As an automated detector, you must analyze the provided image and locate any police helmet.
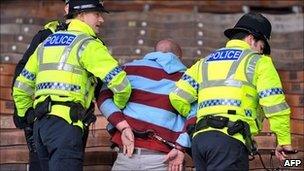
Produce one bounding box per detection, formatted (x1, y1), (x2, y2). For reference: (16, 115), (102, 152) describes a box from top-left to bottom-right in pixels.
(224, 12), (272, 55)
(66, 0), (109, 19)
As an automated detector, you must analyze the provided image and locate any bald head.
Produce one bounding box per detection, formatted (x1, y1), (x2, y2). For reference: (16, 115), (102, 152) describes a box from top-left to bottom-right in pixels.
(155, 39), (182, 58)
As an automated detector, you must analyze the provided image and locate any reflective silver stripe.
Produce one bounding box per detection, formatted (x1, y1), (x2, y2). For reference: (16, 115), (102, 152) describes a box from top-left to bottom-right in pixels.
(200, 79), (255, 89)
(172, 87), (195, 103)
(199, 99), (241, 109)
(245, 54), (260, 84)
(39, 63), (84, 75)
(262, 102), (289, 114)
(226, 49), (251, 80)
(200, 49), (252, 89)
(37, 43), (44, 65)
(110, 77), (129, 93)
(77, 37), (95, 61)
(36, 82), (81, 92)
(58, 34), (89, 69)
(202, 57), (208, 86)
(14, 80), (34, 95)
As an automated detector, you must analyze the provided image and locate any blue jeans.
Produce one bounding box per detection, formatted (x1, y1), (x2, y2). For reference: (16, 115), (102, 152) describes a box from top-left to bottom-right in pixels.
(33, 115), (83, 171)
(192, 131), (249, 171)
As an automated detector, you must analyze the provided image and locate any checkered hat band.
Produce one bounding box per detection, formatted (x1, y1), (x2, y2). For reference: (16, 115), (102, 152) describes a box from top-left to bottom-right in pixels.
(258, 88), (283, 98)
(36, 82), (80, 92)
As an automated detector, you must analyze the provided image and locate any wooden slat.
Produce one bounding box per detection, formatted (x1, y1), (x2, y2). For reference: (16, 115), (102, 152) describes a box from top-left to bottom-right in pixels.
(286, 94), (304, 107)
(1, 23), (42, 36)
(0, 53), (22, 64)
(0, 76), (13, 88)
(0, 100), (14, 115)
(0, 87), (12, 100)
(86, 129), (112, 148)
(0, 16), (46, 25)
(278, 70), (304, 83)
(91, 116), (108, 130)
(291, 107), (304, 120)
(292, 134), (304, 151)
(84, 147), (116, 165)
(291, 119), (304, 135)
(254, 133), (276, 150)
(0, 115), (15, 129)
(0, 145), (28, 164)
(0, 42), (29, 54)
(0, 163), (27, 171)
(282, 81), (304, 94)
(0, 129), (25, 146)
(0, 64), (16, 76)
(0, 34), (33, 45)
(83, 165), (112, 171)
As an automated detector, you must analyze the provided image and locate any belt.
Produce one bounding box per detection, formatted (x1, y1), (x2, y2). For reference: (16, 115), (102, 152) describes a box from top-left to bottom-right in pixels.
(117, 147), (164, 155)
(195, 115), (235, 132)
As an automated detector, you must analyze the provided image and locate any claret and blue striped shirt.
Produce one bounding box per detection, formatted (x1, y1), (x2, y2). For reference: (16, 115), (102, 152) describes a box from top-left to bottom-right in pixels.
(97, 52), (197, 153)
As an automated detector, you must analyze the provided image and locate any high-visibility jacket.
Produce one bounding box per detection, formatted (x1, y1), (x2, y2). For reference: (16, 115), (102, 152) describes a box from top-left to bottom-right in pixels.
(169, 39), (291, 145)
(13, 19), (131, 128)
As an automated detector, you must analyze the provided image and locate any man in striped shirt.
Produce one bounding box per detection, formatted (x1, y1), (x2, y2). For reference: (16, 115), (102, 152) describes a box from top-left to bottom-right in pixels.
(97, 39), (196, 171)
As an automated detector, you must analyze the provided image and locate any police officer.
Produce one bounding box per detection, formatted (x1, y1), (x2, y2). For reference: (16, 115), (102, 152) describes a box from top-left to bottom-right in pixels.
(169, 12), (294, 170)
(12, 0), (131, 170)
(12, 1), (70, 171)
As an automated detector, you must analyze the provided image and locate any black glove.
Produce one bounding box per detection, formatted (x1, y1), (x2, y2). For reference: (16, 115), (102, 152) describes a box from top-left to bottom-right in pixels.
(25, 107), (36, 125)
(24, 125), (36, 153)
(13, 107), (35, 129)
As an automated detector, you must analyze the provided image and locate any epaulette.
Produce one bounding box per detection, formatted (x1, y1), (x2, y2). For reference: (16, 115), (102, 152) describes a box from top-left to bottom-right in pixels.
(44, 20), (60, 33)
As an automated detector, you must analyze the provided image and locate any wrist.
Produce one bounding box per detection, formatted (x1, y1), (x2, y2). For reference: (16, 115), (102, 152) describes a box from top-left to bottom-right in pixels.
(174, 144), (186, 153)
(121, 126), (131, 132)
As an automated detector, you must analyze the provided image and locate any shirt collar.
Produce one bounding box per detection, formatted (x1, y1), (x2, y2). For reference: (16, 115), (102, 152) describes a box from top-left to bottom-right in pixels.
(226, 39), (251, 49)
(143, 52), (186, 74)
(68, 19), (96, 37)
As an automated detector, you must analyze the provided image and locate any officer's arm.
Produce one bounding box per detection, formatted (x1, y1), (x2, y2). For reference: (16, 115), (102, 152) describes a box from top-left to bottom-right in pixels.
(12, 29), (52, 87)
(175, 102), (198, 149)
(12, 50), (38, 119)
(96, 84), (130, 131)
(80, 41), (131, 109)
(169, 61), (200, 117)
(256, 56), (291, 145)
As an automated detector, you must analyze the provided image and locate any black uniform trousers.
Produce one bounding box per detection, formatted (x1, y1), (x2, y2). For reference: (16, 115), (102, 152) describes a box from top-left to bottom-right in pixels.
(192, 130), (249, 171)
(33, 115), (84, 171)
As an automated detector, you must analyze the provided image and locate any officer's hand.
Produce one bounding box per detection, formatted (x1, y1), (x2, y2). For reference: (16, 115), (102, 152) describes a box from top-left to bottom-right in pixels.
(275, 144), (294, 162)
(121, 127), (134, 158)
(164, 148), (184, 171)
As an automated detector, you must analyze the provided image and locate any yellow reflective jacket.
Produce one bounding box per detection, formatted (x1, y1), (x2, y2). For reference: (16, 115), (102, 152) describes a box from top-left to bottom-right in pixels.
(13, 19), (131, 128)
(169, 40), (291, 145)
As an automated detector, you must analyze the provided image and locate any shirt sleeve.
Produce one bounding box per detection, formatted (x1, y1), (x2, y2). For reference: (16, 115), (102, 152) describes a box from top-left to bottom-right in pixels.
(175, 102), (198, 148)
(96, 84), (125, 126)
(256, 56), (291, 145)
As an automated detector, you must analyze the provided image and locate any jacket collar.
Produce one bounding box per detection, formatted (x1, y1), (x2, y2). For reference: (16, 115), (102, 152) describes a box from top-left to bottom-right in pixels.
(143, 52), (186, 74)
(226, 39), (251, 49)
(67, 19), (96, 37)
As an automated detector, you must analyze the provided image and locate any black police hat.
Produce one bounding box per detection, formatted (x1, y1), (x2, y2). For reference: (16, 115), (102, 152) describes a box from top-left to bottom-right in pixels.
(66, 0), (109, 19)
(224, 13), (272, 55)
